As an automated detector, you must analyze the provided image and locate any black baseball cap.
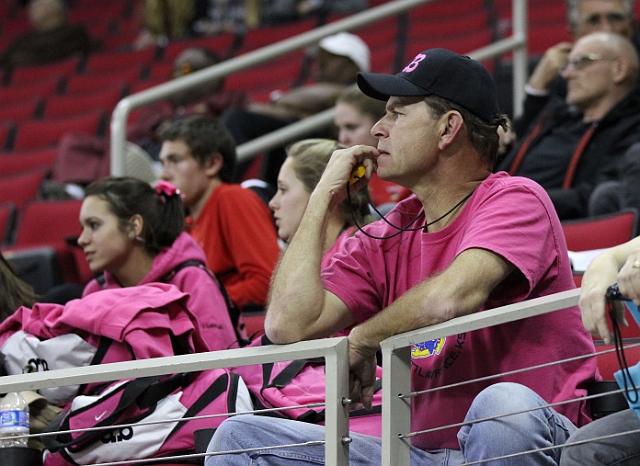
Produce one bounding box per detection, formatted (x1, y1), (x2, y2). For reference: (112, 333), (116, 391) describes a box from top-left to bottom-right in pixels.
(357, 48), (500, 123)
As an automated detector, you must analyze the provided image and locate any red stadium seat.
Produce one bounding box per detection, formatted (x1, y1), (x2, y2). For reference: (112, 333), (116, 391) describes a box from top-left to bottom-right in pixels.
(237, 19), (316, 54)
(0, 169), (46, 212)
(225, 54), (304, 100)
(405, 29), (493, 62)
(408, 11), (490, 39)
(128, 77), (167, 94)
(147, 61), (175, 81)
(43, 87), (124, 118)
(161, 33), (237, 62)
(0, 98), (41, 125)
(66, 70), (139, 93)
(0, 147), (58, 177)
(10, 199), (93, 285)
(562, 209), (638, 252)
(0, 78), (62, 105)
(595, 339), (640, 379)
(13, 111), (105, 150)
(8, 55), (81, 86)
(83, 49), (156, 73)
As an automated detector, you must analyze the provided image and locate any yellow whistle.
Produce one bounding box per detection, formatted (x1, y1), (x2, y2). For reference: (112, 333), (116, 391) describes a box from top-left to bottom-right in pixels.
(349, 165), (366, 185)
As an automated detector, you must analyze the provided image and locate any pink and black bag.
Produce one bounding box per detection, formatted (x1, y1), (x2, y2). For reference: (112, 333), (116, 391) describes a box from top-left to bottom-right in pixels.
(235, 335), (383, 437)
(42, 368), (253, 465)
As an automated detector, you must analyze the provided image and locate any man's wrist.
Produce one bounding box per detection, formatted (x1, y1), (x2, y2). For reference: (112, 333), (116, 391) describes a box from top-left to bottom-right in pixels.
(349, 323), (382, 356)
(524, 83), (550, 97)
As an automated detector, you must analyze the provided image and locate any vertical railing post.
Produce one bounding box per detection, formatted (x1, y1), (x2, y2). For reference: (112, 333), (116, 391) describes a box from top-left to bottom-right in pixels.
(381, 345), (412, 466)
(324, 337), (351, 466)
(512, 0), (528, 117)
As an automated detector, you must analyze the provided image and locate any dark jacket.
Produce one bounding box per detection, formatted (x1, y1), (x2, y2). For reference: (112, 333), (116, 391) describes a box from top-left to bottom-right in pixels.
(0, 23), (91, 74)
(513, 30), (640, 136)
(498, 88), (640, 219)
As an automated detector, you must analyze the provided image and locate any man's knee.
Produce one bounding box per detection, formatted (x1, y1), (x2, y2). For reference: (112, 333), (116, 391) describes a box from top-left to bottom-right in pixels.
(466, 382), (539, 420)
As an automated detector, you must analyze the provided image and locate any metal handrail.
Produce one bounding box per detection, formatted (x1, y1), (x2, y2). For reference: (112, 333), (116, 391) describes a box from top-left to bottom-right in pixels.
(110, 0), (433, 175)
(0, 289), (581, 465)
(110, 0), (528, 175)
(379, 288), (581, 466)
(0, 337), (351, 466)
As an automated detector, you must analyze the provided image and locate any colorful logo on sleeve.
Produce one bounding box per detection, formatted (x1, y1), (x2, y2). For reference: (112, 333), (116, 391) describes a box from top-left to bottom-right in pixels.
(411, 337), (446, 358)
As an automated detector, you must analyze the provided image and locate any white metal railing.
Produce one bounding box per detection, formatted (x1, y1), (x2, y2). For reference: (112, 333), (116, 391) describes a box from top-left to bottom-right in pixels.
(109, 0), (528, 175)
(380, 288), (581, 466)
(0, 288), (583, 465)
(0, 338), (351, 466)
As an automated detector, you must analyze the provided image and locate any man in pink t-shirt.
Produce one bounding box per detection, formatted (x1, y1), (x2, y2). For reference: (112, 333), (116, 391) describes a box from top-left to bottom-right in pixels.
(206, 49), (598, 465)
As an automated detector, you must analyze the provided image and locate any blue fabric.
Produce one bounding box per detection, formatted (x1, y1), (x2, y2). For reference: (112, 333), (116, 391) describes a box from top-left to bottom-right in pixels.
(560, 408), (640, 466)
(206, 383), (576, 465)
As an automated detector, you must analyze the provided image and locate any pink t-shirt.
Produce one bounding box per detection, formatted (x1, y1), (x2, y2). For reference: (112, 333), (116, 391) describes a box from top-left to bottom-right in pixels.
(321, 226), (356, 270)
(322, 172), (598, 451)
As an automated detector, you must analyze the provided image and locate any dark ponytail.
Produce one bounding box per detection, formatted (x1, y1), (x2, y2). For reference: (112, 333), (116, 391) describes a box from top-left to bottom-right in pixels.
(84, 177), (185, 255)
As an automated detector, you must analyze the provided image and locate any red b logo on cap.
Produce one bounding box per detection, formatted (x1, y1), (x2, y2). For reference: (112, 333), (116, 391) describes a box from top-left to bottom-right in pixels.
(403, 53), (426, 73)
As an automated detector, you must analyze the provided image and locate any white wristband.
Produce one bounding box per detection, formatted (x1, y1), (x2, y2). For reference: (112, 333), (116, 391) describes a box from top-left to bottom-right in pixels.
(524, 84), (550, 97)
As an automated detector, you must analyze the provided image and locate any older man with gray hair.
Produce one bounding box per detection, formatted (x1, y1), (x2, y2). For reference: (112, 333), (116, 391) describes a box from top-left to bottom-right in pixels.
(498, 31), (640, 220)
(514, 0), (638, 135)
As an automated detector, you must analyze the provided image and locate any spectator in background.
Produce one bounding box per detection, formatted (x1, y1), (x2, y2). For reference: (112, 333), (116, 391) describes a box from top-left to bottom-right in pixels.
(497, 32), (640, 220)
(127, 46), (247, 160)
(223, 32), (370, 184)
(51, 46), (246, 192)
(334, 84), (410, 208)
(513, 0), (638, 136)
(269, 138), (373, 268)
(78, 176), (243, 350)
(260, 0), (368, 26)
(0, 253), (38, 323)
(133, 0), (196, 49)
(588, 141), (640, 221)
(0, 0), (91, 78)
(560, 235), (640, 465)
(159, 115), (280, 313)
(192, 0), (252, 36)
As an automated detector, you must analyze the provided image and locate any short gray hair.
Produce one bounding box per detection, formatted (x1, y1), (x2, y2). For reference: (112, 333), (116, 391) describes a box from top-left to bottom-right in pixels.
(566, 0), (635, 31)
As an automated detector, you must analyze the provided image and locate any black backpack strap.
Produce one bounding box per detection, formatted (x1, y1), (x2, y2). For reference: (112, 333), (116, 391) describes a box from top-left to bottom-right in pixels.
(77, 336), (115, 396)
(267, 359), (313, 388)
(160, 260), (247, 347)
(165, 371), (232, 441)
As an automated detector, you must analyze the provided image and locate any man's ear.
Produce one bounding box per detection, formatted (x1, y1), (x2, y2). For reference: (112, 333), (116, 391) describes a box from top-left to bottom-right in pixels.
(437, 111), (464, 150)
(203, 153), (224, 178)
(612, 57), (630, 84)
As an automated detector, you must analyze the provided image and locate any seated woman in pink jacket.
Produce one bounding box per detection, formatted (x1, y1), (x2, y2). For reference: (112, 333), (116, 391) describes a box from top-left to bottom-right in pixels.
(79, 176), (243, 351)
(268, 139), (373, 269)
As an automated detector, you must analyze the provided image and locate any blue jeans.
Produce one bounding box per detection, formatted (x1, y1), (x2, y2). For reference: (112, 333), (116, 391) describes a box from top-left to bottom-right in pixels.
(206, 382), (577, 465)
(560, 408), (640, 465)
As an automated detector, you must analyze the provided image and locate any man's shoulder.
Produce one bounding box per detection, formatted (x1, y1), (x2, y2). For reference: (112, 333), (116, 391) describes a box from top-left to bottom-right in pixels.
(478, 172), (555, 213)
(210, 182), (268, 210)
(483, 171), (547, 194)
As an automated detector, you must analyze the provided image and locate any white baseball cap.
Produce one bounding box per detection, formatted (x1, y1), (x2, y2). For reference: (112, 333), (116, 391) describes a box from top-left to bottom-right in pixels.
(318, 32), (370, 72)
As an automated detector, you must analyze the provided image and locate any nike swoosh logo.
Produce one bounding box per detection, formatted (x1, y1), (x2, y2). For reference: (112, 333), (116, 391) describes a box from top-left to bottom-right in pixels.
(95, 410), (108, 421)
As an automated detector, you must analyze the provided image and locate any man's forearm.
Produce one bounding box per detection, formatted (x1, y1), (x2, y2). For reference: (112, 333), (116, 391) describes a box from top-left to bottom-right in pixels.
(350, 248), (514, 353)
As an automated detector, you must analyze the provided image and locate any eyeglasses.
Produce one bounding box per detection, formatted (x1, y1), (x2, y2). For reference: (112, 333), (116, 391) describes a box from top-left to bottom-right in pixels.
(581, 11), (629, 27)
(561, 53), (617, 72)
